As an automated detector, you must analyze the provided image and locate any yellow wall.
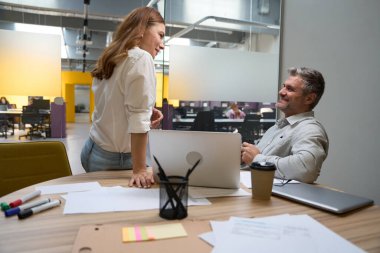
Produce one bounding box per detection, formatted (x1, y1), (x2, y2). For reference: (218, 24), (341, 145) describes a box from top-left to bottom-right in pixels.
(0, 30), (61, 97)
(61, 71), (93, 123)
(156, 73), (178, 107)
(61, 71), (170, 123)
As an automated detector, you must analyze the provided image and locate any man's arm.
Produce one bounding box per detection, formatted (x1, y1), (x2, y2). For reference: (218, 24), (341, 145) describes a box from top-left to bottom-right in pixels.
(242, 126), (328, 183)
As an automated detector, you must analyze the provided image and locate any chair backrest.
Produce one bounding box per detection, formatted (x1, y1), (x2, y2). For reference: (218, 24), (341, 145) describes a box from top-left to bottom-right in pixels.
(0, 141), (72, 197)
(240, 114), (262, 143)
(21, 106), (42, 125)
(0, 110), (9, 127)
(191, 111), (215, 131)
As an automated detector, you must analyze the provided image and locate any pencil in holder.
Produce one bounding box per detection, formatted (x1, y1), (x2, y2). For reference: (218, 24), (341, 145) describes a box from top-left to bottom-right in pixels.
(159, 176), (188, 220)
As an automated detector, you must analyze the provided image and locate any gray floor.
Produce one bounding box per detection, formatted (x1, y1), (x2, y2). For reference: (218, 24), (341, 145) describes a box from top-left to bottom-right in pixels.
(0, 118), (90, 175)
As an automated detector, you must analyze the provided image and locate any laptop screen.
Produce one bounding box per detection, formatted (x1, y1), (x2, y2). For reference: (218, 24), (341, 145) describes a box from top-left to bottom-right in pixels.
(148, 130), (242, 189)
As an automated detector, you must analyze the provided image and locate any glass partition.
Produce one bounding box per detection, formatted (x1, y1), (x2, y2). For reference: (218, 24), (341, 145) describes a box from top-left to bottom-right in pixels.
(156, 0), (281, 137)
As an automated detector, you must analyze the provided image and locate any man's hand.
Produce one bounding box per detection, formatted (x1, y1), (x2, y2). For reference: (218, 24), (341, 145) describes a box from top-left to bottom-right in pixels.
(128, 168), (155, 188)
(241, 142), (261, 165)
(150, 108), (163, 129)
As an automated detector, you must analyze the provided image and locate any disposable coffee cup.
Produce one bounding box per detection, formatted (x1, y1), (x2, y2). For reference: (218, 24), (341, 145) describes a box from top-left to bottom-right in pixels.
(250, 162), (276, 200)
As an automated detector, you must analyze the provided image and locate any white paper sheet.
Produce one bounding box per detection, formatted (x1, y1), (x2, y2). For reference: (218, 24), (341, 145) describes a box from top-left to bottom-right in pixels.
(36, 182), (102, 194)
(200, 215), (291, 247)
(63, 186), (210, 214)
(208, 215), (365, 253)
(240, 171), (300, 189)
(189, 187), (250, 198)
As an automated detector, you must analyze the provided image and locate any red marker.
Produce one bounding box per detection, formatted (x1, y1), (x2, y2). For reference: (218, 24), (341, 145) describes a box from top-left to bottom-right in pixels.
(9, 190), (41, 208)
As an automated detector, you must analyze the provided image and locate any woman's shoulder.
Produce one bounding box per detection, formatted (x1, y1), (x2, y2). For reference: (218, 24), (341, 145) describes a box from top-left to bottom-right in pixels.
(127, 47), (153, 63)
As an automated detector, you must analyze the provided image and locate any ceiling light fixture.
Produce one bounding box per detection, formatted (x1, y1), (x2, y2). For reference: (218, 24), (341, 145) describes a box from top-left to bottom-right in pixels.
(165, 15), (279, 44)
(79, 0), (91, 72)
(76, 31), (93, 46)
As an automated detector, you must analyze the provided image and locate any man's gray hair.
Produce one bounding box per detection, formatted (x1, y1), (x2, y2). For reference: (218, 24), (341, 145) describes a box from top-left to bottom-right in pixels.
(288, 67), (325, 109)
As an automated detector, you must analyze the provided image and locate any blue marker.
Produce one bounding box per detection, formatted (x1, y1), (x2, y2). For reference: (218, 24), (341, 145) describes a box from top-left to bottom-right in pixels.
(5, 198), (51, 217)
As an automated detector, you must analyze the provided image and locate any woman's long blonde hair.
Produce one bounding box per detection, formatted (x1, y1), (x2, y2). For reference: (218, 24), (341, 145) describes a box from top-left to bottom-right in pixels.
(91, 7), (164, 80)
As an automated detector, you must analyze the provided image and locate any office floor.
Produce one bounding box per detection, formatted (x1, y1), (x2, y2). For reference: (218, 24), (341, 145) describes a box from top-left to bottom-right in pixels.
(0, 114), (90, 175)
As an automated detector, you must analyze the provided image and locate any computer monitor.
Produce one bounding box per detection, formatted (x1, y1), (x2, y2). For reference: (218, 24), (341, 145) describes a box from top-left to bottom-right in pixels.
(32, 99), (50, 110)
(28, 96), (43, 105)
(221, 102), (229, 108)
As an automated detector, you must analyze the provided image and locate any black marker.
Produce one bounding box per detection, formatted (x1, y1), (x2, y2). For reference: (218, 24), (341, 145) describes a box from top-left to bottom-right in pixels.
(5, 198), (51, 217)
(18, 199), (61, 219)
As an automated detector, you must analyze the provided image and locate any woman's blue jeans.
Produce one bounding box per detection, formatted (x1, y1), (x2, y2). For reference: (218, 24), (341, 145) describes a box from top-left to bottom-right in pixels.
(80, 138), (133, 172)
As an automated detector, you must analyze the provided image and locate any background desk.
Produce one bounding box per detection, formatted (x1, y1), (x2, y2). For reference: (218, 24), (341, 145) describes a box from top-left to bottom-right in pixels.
(172, 118), (276, 131)
(0, 171), (379, 253)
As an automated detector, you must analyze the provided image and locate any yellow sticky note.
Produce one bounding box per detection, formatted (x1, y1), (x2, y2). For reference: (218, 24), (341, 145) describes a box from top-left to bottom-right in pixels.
(122, 223), (187, 242)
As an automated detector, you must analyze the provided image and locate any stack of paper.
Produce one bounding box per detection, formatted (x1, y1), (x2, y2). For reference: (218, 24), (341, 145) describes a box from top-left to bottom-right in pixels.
(199, 214), (365, 253)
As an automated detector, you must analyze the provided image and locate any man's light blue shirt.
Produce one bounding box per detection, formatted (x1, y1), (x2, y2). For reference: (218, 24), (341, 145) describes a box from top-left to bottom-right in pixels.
(254, 111), (329, 183)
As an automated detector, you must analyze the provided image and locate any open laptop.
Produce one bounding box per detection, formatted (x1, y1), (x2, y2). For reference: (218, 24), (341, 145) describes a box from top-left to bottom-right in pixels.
(272, 183), (374, 214)
(148, 130), (241, 189)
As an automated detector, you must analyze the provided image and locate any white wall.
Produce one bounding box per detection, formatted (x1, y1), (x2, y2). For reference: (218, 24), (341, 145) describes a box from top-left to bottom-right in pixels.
(281, 0), (380, 204)
(169, 45), (279, 102)
(74, 86), (90, 112)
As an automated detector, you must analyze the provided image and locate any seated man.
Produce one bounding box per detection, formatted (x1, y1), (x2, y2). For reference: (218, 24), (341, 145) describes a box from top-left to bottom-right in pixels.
(241, 67), (329, 183)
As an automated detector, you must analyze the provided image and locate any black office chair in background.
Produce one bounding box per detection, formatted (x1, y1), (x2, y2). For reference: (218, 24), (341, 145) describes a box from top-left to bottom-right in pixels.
(0, 105), (10, 138)
(191, 111), (216, 131)
(262, 110), (276, 131)
(238, 114), (262, 143)
(19, 106), (46, 140)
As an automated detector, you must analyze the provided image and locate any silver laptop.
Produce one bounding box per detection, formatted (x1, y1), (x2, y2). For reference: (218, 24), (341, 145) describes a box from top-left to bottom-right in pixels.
(272, 183), (374, 214)
(148, 130), (241, 189)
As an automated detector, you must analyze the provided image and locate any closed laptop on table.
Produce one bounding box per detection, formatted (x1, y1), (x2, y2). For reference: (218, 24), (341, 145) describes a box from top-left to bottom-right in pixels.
(272, 182), (374, 214)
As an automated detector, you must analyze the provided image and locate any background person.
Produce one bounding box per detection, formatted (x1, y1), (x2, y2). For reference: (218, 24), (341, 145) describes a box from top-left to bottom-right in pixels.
(225, 103), (246, 119)
(81, 7), (165, 188)
(0, 97), (9, 106)
(241, 67), (329, 183)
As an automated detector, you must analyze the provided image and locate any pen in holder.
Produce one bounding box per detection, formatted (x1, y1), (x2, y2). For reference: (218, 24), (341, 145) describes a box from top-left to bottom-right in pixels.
(159, 175), (188, 220)
(153, 155), (200, 220)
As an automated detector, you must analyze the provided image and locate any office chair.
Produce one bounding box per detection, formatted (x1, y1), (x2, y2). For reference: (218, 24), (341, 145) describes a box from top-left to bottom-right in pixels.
(191, 111), (215, 131)
(238, 114), (262, 143)
(261, 110), (276, 131)
(0, 105), (9, 138)
(0, 141), (72, 197)
(0, 113), (8, 139)
(19, 106), (46, 140)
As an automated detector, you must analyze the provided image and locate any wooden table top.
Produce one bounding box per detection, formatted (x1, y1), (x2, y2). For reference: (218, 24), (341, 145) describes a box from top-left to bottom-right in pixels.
(0, 170), (379, 253)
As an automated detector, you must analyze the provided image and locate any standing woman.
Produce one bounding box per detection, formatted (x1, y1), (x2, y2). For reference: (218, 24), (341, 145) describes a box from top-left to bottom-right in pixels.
(81, 7), (165, 188)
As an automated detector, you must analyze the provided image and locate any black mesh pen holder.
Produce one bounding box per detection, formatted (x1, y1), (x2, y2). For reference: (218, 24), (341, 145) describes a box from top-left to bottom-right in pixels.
(159, 176), (188, 220)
